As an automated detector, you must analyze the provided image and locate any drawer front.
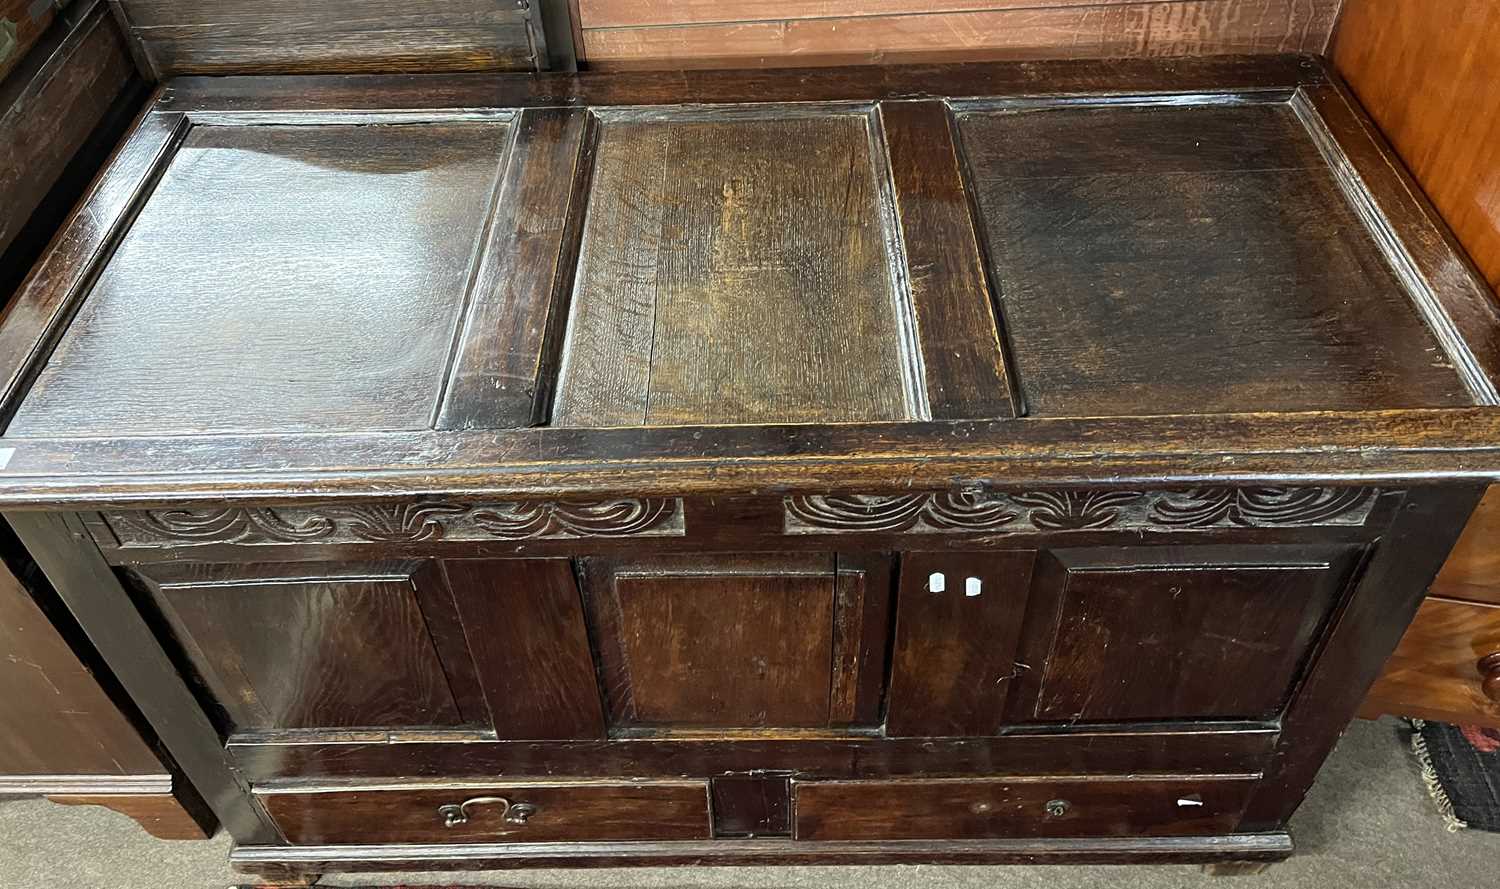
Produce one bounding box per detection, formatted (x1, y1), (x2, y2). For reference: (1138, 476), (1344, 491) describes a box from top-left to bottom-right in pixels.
(260, 782), (711, 844)
(793, 776), (1256, 840)
(1366, 597), (1500, 727)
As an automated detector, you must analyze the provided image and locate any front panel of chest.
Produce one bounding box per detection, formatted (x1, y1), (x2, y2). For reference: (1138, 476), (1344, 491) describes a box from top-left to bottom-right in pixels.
(95, 485), (1395, 846)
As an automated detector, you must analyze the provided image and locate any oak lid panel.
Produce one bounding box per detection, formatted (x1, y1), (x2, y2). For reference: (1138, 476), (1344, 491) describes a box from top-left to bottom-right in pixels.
(958, 101), (1475, 417)
(7, 120), (510, 438)
(550, 108), (921, 428)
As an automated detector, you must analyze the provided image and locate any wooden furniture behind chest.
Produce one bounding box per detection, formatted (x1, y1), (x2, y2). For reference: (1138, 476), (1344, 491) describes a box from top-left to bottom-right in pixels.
(1331, 0), (1500, 730)
(1, 52), (1498, 882)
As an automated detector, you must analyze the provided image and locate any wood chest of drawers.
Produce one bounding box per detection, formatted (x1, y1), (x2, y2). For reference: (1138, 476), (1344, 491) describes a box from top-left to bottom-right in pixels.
(1, 55), (1499, 881)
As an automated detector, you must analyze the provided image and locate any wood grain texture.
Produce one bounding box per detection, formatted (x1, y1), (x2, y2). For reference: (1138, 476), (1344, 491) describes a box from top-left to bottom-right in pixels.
(1240, 486), (1487, 830)
(438, 108), (592, 431)
(580, 0), (1341, 70)
(261, 781), (711, 845)
(8, 120), (510, 437)
(0, 3), (134, 260)
(47, 792), (212, 840)
(794, 775), (1257, 840)
(6, 511), (281, 843)
(886, 550), (1034, 737)
(1010, 547), (1353, 723)
(1333, 0), (1500, 296)
(443, 559), (606, 740)
(232, 834), (1294, 873)
(585, 555), (843, 728)
(0, 544), (164, 776)
(230, 725), (1280, 782)
(141, 563), (465, 731)
(1431, 487), (1500, 606)
(879, 100), (1016, 419)
(1362, 597), (1500, 730)
(552, 109), (915, 427)
(111, 0), (537, 75)
(958, 101), (1473, 417)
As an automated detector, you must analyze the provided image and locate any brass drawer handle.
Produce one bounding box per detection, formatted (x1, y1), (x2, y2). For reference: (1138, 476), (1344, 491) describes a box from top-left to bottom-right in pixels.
(437, 796), (539, 828)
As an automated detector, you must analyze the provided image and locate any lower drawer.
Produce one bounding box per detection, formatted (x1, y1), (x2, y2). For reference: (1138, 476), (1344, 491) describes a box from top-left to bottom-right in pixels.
(793, 776), (1257, 840)
(259, 781), (711, 844)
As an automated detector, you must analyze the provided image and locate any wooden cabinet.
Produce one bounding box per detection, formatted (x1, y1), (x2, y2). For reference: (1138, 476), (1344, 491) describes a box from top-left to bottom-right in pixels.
(0, 56), (1497, 881)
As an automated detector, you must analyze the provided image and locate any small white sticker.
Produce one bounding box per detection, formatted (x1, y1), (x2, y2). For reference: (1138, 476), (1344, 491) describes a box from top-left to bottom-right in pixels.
(0, 448), (14, 470)
(965, 577), (983, 597)
(928, 572), (946, 593)
(1177, 797), (1205, 807)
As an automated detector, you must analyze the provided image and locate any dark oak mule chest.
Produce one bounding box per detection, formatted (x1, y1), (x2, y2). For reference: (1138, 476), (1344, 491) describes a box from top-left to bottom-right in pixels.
(2, 55), (1499, 881)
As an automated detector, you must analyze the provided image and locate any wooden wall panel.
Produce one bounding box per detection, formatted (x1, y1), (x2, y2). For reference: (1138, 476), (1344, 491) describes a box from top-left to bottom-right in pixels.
(109, 0), (537, 76)
(1332, 0), (1500, 296)
(577, 0), (1342, 70)
(0, 3), (135, 261)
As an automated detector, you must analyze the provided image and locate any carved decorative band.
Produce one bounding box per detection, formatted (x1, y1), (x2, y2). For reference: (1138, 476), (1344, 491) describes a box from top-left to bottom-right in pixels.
(103, 498), (684, 547)
(784, 487), (1379, 535)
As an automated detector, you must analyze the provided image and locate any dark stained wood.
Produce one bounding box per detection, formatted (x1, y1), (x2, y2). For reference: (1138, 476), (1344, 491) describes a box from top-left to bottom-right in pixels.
(137, 562), (465, 731)
(0, 57), (1494, 877)
(958, 101), (1474, 417)
(1361, 597), (1500, 730)
(155, 56), (1321, 117)
(5, 511), (279, 843)
(1241, 485), (1487, 831)
(878, 100), (1017, 419)
(794, 775), (1257, 840)
(230, 832), (1295, 873)
(0, 3), (136, 261)
(228, 725), (1280, 783)
(831, 553), (893, 726)
(10, 411), (1500, 506)
(552, 108), (915, 427)
(1333, 0), (1500, 296)
(260, 781), (711, 845)
(1009, 546), (1356, 723)
(886, 550), (1034, 737)
(1295, 82), (1500, 404)
(48, 792), (212, 840)
(711, 775), (791, 838)
(443, 559), (605, 740)
(7, 119), (511, 438)
(584, 554), (845, 728)
(108, 0), (538, 76)
(577, 0), (1341, 70)
(438, 108), (592, 431)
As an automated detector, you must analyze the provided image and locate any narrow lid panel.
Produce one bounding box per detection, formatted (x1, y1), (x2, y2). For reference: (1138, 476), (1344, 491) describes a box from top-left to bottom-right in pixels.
(7, 121), (510, 437)
(550, 109), (919, 428)
(957, 101), (1474, 417)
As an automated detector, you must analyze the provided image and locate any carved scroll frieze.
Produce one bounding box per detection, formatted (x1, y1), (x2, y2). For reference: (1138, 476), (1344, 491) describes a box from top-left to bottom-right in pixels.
(102, 498), (684, 548)
(784, 487), (1379, 535)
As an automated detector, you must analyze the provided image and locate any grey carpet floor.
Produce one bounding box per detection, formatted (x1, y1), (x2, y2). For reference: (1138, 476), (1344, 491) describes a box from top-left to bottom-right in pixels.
(4, 717), (1499, 888)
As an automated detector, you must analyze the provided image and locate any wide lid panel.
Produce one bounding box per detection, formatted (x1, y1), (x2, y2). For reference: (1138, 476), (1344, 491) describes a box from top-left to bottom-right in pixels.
(959, 101), (1474, 417)
(7, 121), (510, 437)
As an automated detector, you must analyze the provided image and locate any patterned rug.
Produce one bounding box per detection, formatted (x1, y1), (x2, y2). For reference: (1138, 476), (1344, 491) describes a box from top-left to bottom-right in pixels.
(1412, 719), (1500, 831)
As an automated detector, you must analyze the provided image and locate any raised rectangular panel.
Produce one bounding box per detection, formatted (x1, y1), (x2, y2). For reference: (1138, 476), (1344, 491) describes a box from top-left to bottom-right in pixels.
(956, 102), (1473, 417)
(1008, 546), (1360, 723)
(552, 108), (918, 427)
